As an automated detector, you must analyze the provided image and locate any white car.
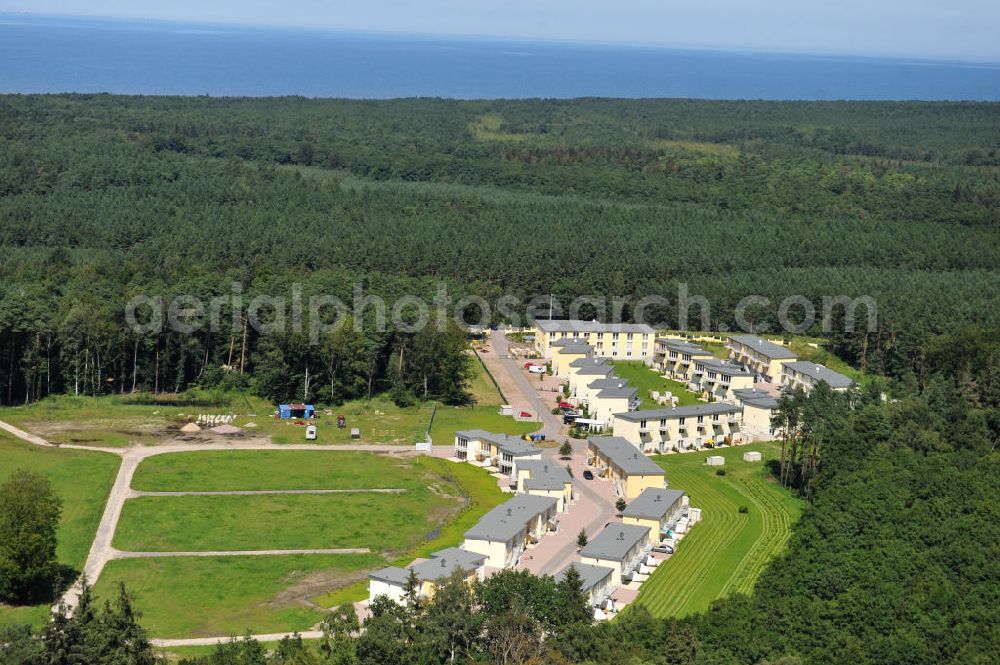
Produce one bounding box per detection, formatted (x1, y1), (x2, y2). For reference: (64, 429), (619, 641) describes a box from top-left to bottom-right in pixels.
(527, 365), (546, 374)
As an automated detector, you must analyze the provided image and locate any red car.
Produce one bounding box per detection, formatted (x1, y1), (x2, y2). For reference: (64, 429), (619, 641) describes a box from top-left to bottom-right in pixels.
(523, 362), (542, 369)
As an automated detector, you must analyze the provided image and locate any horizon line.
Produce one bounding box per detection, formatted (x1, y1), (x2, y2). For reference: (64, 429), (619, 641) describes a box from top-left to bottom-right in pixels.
(3, 9), (1000, 67)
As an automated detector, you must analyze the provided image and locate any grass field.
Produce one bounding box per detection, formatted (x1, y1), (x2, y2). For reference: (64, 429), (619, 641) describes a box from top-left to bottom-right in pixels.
(611, 362), (702, 407)
(131, 450), (424, 492)
(94, 553), (382, 638)
(311, 456), (507, 608)
(634, 442), (802, 618)
(0, 432), (120, 627)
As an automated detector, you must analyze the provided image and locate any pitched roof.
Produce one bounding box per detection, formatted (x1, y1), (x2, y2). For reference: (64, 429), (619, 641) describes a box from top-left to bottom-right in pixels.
(596, 385), (638, 400)
(368, 566), (411, 586)
(537, 320), (656, 334)
(574, 365), (615, 377)
(622, 488), (686, 521)
(614, 402), (741, 422)
(587, 437), (665, 476)
(464, 495), (558, 542)
(569, 357), (609, 368)
(729, 335), (797, 360)
(694, 359), (753, 377)
(455, 430), (541, 457)
(782, 361), (854, 388)
(580, 523), (651, 561)
(555, 562), (614, 592)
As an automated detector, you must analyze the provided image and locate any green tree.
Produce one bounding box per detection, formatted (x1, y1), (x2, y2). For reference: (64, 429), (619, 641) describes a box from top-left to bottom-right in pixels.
(0, 469), (62, 603)
(559, 441), (573, 458)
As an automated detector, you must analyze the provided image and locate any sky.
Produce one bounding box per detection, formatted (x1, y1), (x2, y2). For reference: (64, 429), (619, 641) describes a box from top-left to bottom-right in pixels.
(3, 0), (1000, 62)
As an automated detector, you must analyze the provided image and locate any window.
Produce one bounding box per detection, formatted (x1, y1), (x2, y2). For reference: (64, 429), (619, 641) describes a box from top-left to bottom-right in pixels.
(697, 415), (704, 423)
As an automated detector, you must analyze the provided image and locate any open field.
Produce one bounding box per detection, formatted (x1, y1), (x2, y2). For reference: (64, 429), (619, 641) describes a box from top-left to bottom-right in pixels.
(94, 553), (382, 638)
(114, 485), (461, 553)
(634, 442), (802, 618)
(250, 397), (432, 446)
(311, 456), (507, 608)
(0, 433), (120, 627)
(428, 405), (538, 444)
(131, 450), (422, 492)
(611, 362), (702, 407)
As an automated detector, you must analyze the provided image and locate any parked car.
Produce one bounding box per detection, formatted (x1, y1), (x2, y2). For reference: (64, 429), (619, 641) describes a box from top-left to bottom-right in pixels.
(527, 365), (546, 374)
(652, 545), (674, 554)
(563, 413), (580, 425)
(583, 469), (594, 480)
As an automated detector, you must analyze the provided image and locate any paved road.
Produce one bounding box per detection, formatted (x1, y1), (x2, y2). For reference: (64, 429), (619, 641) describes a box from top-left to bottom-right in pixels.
(484, 332), (617, 575)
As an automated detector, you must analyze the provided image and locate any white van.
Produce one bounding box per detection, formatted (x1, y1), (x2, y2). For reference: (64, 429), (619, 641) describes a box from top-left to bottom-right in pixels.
(527, 365), (546, 374)
(305, 425), (317, 440)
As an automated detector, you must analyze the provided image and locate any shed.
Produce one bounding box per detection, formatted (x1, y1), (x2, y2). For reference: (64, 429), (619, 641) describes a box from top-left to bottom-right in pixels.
(705, 455), (725, 466)
(743, 451), (762, 462)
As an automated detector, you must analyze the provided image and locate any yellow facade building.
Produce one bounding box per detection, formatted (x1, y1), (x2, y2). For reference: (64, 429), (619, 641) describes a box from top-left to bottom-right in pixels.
(586, 436), (666, 499)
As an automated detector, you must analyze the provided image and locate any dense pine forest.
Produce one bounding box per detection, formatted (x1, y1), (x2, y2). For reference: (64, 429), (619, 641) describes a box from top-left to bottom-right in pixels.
(0, 96), (999, 665)
(0, 95), (998, 404)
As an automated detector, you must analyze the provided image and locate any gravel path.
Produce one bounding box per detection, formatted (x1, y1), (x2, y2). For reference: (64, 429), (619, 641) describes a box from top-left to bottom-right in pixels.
(131, 488), (406, 497)
(113, 548), (370, 558)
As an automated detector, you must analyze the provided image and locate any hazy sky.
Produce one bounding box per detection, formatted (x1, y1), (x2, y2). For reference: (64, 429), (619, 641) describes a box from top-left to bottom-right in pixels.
(5, 0), (1000, 61)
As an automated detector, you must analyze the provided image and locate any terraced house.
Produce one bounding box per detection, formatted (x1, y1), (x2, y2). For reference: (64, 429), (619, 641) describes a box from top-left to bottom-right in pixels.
(462, 495), (560, 568)
(555, 562), (616, 608)
(688, 358), (754, 401)
(621, 487), (687, 537)
(732, 388), (783, 438)
(781, 361), (854, 393)
(453, 429), (541, 478)
(550, 339), (594, 375)
(368, 547), (487, 603)
(587, 436), (666, 498)
(653, 338), (715, 380)
(612, 403), (745, 453)
(578, 523), (653, 589)
(727, 334), (797, 382)
(515, 459), (574, 511)
(535, 320), (656, 361)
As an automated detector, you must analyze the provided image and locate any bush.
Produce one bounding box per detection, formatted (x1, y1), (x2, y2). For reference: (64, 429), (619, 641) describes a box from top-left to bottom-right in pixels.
(715, 469), (727, 476)
(738, 505), (749, 514)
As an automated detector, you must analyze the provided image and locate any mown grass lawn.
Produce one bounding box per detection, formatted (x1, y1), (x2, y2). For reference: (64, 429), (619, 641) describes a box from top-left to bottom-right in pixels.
(611, 361), (702, 407)
(0, 433), (120, 627)
(634, 442), (802, 618)
(94, 553), (382, 638)
(131, 450), (425, 492)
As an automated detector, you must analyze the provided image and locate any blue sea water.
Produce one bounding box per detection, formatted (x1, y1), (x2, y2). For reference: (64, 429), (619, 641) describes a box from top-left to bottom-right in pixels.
(1, 14), (999, 100)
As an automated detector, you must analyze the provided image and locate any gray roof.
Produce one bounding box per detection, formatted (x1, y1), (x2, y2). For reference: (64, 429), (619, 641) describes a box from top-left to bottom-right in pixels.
(518, 460), (572, 491)
(782, 361), (854, 388)
(695, 359), (753, 377)
(587, 376), (625, 390)
(588, 437), (665, 476)
(656, 339), (713, 356)
(597, 385), (638, 400)
(555, 562), (614, 592)
(464, 495), (559, 542)
(537, 320), (656, 334)
(368, 566), (411, 586)
(455, 430), (540, 457)
(551, 338), (584, 347)
(622, 488), (686, 521)
(732, 388), (780, 409)
(556, 343), (592, 354)
(569, 357), (609, 368)
(409, 547), (486, 582)
(580, 523), (651, 562)
(574, 365), (615, 377)
(729, 335), (797, 360)
(615, 402), (741, 422)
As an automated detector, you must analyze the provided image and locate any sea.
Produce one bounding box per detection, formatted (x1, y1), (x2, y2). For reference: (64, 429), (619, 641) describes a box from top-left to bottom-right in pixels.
(2, 13), (999, 100)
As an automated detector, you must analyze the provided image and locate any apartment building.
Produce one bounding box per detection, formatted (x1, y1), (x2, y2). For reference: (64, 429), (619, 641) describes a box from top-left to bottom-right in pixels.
(454, 430), (542, 478)
(535, 320), (656, 361)
(727, 334), (797, 382)
(555, 562), (616, 607)
(732, 388), (782, 438)
(621, 487), (687, 537)
(612, 403), (744, 454)
(781, 361), (854, 393)
(516, 460), (574, 512)
(653, 338), (715, 380)
(463, 495), (560, 568)
(567, 364), (617, 399)
(588, 382), (640, 427)
(689, 358), (754, 401)
(586, 436), (666, 499)
(578, 523), (652, 589)
(368, 547), (487, 603)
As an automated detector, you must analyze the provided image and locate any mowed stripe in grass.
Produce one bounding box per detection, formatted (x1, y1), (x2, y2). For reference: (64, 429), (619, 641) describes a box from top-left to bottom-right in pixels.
(94, 553), (382, 638)
(113, 490), (459, 553)
(131, 450), (424, 492)
(634, 443), (801, 618)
